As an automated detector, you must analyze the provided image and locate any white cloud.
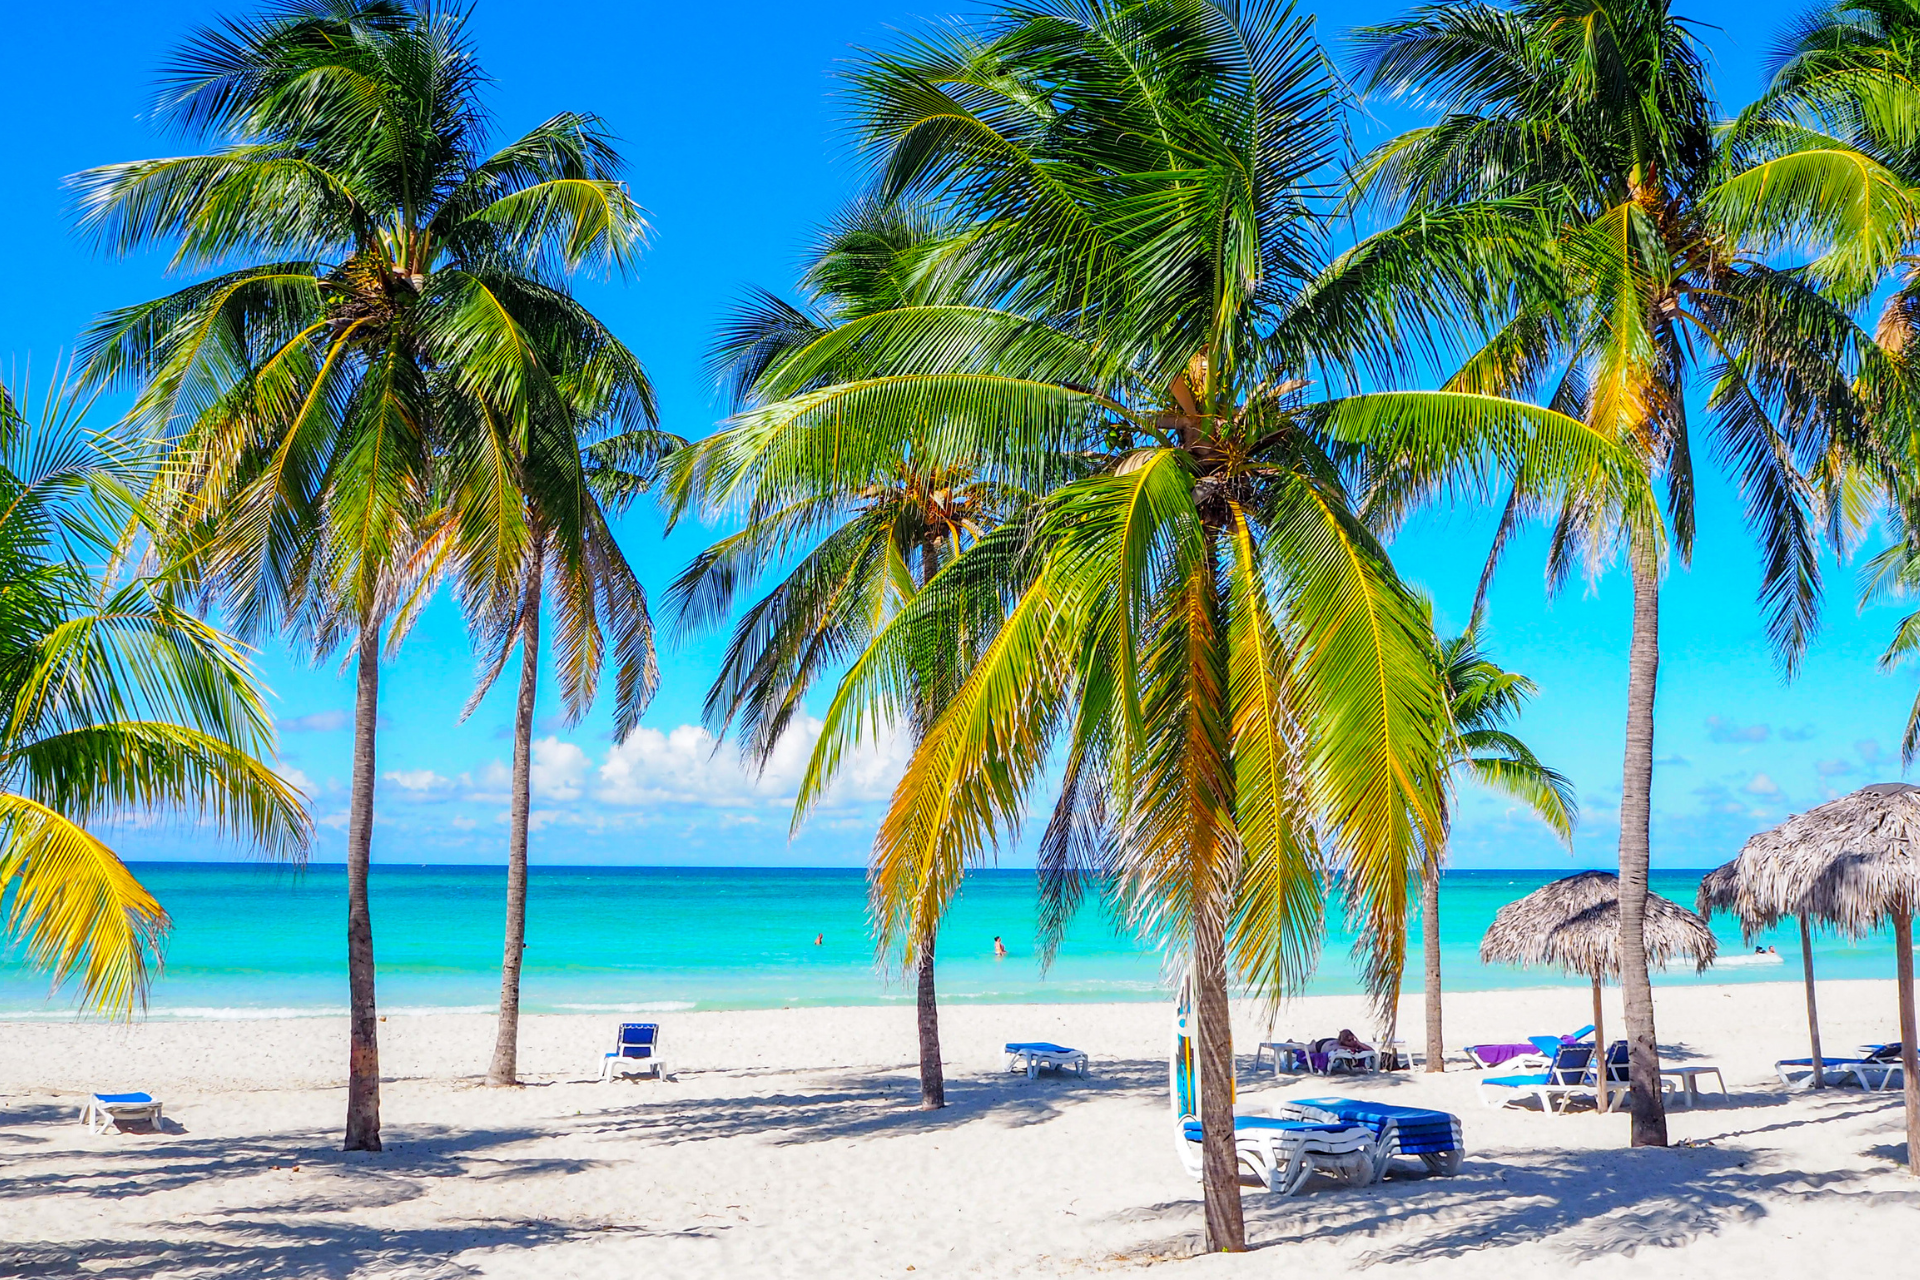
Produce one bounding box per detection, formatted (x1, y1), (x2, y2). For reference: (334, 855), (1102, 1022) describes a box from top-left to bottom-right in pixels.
(531, 737), (590, 800)
(385, 768), (454, 795)
(278, 766), (315, 796)
(594, 715), (908, 811)
(1744, 772), (1782, 798)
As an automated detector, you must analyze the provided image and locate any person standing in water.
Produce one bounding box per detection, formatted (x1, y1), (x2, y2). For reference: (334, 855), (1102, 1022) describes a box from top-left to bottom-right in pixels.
(993, 936), (1007, 958)
(814, 933), (823, 946)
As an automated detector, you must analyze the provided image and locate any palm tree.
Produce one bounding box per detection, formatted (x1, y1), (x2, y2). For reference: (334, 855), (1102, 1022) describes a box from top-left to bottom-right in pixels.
(0, 382), (309, 1016)
(700, 1), (1643, 1248)
(668, 199), (1042, 1110)
(1351, 0), (1874, 1146)
(73, 0), (646, 1149)
(1419, 624), (1575, 1072)
(446, 350), (673, 1088)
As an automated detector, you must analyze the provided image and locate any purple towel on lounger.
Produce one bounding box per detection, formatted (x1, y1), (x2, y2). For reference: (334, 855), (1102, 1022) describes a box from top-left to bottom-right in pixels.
(1467, 1043), (1537, 1067)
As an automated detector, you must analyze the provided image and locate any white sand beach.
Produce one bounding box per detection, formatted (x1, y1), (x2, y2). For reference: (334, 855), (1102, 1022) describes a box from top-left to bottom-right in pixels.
(4, 979), (1918, 1277)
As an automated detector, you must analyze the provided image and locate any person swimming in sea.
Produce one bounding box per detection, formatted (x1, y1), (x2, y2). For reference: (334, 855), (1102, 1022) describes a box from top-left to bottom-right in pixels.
(994, 936), (1007, 958)
(814, 933), (823, 946)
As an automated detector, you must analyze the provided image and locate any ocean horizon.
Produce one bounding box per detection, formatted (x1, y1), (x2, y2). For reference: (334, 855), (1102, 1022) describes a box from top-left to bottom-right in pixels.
(2, 863), (1906, 1021)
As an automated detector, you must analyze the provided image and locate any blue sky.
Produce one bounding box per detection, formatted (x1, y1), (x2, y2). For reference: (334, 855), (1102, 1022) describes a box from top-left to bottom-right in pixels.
(4, 0), (1912, 871)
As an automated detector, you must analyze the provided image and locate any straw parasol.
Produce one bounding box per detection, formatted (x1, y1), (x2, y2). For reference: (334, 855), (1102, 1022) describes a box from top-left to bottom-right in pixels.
(1482, 870), (1717, 1059)
(1717, 782), (1920, 1172)
(1699, 856), (1829, 1087)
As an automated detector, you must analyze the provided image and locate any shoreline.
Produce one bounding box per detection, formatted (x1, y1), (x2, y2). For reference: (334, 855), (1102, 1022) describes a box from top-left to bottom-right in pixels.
(0, 968), (1879, 1024)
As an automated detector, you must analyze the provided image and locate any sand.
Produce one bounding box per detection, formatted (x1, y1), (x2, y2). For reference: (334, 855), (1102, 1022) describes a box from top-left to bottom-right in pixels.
(4, 979), (1920, 1276)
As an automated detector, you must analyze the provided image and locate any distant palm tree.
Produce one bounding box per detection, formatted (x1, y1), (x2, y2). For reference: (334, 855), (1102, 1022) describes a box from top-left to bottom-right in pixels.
(73, 0), (645, 1149)
(1419, 625), (1575, 1072)
(715, 1), (1644, 1249)
(0, 383), (308, 1016)
(1352, 0), (1872, 1145)
(668, 199), (1040, 1110)
(446, 355), (675, 1088)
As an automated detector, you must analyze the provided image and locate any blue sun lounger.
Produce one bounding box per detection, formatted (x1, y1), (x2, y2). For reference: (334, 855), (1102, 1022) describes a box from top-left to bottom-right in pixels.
(1775, 1055), (1874, 1086)
(1005, 1042), (1088, 1078)
(80, 1092), (162, 1134)
(599, 1022), (666, 1080)
(1479, 1042), (1602, 1114)
(1179, 1115), (1378, 1195)
(1278, 1097), (1466, 1179)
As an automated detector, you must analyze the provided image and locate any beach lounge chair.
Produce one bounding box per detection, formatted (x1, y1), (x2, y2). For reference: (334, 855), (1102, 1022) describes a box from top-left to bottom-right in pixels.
(1775, 1055), (1876, 1087)
(80, 1092), (162, 1134)
(599, 1022), (666, 1080)
(1005, 1042), (1088, 1078)
(1171, 989), (1375, 1195)
(1478, 1042), (1605, 1114)
(1278, 1097), (1466, 1179)
(1464, 1025), (1594, 1070)
(1179, 1114), (1379, 1195)
(1839, 1044), (1906, 1091)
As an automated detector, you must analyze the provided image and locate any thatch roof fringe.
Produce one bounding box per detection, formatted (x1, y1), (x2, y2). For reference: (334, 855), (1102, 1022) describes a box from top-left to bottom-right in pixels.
(1480, 870), (1717, 978)
(1726, 782), (1920, 937)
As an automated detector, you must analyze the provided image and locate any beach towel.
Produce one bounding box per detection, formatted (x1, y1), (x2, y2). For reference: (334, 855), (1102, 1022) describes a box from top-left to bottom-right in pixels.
(1465, 1043), (1537, 1067)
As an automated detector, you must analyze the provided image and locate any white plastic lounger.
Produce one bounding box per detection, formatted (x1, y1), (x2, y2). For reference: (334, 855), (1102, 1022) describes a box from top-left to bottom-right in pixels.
(1179, 1113), (1377, 1195)
(1171, 991), (1375, 1196)
(1775, 1056), (1872, 1087)
(1279, 1097), (1466, 1181)
(1840, 1046), (1906, 1091)
(600, 1022), (666, 1080)
(81, 1092), (162, 1134)
(1005, 1042), (1087, 1078)
(1479, 1043), (1604, 1114)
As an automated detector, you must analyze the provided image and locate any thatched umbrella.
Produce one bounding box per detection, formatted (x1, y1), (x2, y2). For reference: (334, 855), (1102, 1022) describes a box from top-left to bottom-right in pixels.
(1482, 870), (1717, 1061)
(1699, 857), (1828, 1087)
(1721, 782), (1920, 1172)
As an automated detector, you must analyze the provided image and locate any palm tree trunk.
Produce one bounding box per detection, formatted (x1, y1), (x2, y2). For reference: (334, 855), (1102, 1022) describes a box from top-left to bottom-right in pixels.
(1194, 904), (1245, 1252)
(1894, 910), (1919, 1174)
(1800, 915), (1824, 1090)
(909, 538), (946, 1112)
(1617, 551), (1667, 1147)
(487, 549), (543, 1087)
(917, 930), (944, 1109)
(344, 624), (382, 1152)
(1422, 866), (1443, 1072)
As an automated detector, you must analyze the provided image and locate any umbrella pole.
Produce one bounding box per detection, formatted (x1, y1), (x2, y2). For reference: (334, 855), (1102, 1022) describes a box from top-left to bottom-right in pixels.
(1895, 910), (1920, 1176)
(1591, 976), (1605, 1056)
(1800, 914), (1824, 1089)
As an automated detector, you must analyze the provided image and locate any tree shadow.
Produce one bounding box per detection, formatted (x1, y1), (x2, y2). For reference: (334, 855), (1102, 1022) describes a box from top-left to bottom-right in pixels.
(575, 1058), (1170, 1148)
(1114, 1142), (1920, 1264)
(0, 1217), (705, 1280)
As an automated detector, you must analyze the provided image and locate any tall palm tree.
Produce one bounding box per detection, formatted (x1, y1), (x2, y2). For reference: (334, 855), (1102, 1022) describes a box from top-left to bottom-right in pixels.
(698, 0), (1644, 1248)
(0, 382), (309, 1016)
(1351, 0), (1873, 1145)
(668, 199), (1042, 1110)
(1419, 624), (1575, 1072)
(73, 0), (646, 1149)
(446, 350), (673, 1088)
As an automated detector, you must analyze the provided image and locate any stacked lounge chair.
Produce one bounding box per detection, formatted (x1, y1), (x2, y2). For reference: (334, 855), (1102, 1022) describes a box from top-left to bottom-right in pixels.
(1171, 987), (1376, 1195)
(1277, 1097), (1466, 1179)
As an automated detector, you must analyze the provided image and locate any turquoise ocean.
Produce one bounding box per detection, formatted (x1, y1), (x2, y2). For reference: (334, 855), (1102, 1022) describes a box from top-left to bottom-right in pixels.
(2, 864), (1909, 1020)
